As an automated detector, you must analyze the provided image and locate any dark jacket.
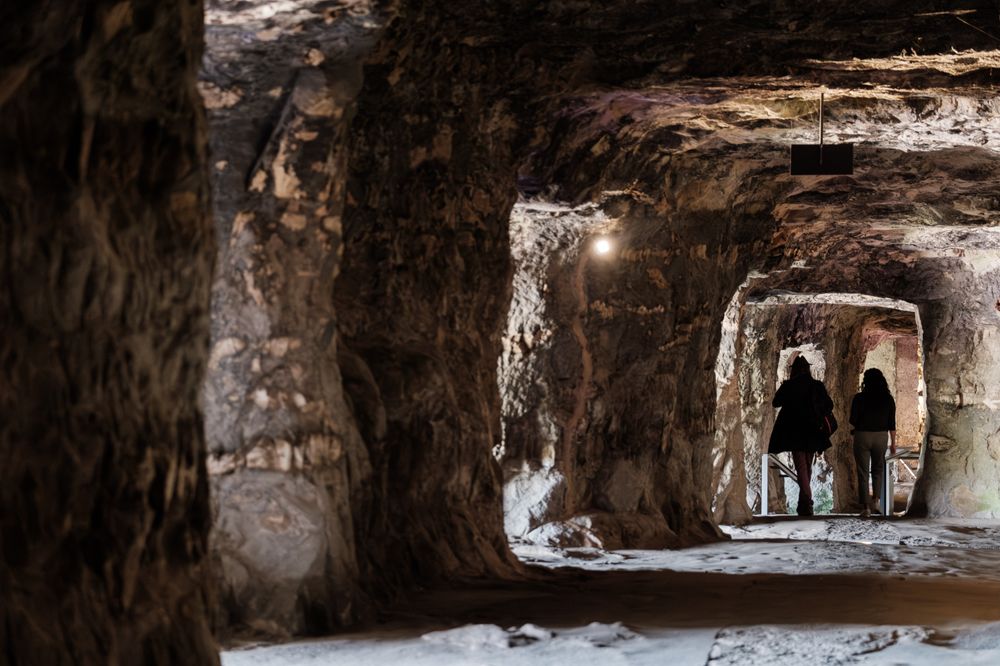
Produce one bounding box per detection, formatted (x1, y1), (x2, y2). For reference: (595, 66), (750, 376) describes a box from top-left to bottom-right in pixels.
(850, 392), (896, 432)
(768, 374), (834, 453)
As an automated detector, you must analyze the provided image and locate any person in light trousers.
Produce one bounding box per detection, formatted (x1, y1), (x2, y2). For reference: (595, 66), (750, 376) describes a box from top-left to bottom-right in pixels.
(849, 368), (897, 518)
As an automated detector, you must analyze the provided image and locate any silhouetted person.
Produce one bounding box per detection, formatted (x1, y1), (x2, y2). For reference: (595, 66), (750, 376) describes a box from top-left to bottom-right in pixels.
(769, 356), (834, 517)
(850, 368), (897, 518)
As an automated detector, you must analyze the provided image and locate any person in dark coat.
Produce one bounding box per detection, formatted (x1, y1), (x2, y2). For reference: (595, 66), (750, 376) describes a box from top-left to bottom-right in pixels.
(768, 355), (834, 517)
(850, 368), (897, 518)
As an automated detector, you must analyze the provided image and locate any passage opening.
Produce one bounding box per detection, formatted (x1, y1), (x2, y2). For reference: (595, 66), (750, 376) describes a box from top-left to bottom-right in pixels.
(713, 290), (927, 520)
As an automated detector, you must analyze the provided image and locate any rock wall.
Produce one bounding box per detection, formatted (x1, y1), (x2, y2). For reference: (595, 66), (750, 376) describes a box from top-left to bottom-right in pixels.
(912, 269), (1000, 517)
(1, 2), (218, 664)
(499, 203), (613, 539)
(200, 5), (1000, 645)
(200, 0), (379, 637)
(197, 0), (1000, 639)
(716, 294), (921, 517)
(894, 337), (925, 448)
(333, 3), (532, 593)
(497, 56), (1000, 539)
(498, 95), (791, 545)
(6, 0), (1000, 656)
(540, 72), (1000, 522)
(757, 234), (1000, 518)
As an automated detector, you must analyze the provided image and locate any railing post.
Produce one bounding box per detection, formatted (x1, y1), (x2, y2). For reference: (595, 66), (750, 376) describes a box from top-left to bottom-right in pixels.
(760, 453), (769, 516)
(883, 454), (893, 517)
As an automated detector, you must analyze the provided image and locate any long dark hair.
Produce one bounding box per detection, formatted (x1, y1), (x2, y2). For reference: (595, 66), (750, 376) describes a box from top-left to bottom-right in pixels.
(861, 368), (892, 402)
(789, 355), (812, 379)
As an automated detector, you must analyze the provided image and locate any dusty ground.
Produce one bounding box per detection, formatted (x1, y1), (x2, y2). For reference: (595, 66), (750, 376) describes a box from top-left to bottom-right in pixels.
(223, 517), (1000, 664)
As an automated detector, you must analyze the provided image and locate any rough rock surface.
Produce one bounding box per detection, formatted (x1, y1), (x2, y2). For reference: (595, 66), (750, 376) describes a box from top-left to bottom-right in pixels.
(200, 0), (379, 636)
(713, 295), (921, 518)
(499, 203), (609, 540)
(11, 0), (1000, 654)
(1, 2), (218, 664)
(333, 2), (533, 591)
(499, 48), (1000, 541)
(501, 110), (787, 547)
(331, 1), (1000, 574)
(196, 5), (1000, 638)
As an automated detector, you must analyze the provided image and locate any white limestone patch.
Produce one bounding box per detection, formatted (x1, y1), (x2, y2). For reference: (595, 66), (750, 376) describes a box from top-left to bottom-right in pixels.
(503, 467), (567, 538)
(513, 518), (1000, 580)
(707, 625), (926, 665)
(721, 517), (1000, 550)
(222, 622), (714, 666)
(951, 622), (1000, 650)
(221, 622), (1000, 666)
(421, 624), (512, 650)
(422, 621), (635, 650)
(750, 292), (919, 313)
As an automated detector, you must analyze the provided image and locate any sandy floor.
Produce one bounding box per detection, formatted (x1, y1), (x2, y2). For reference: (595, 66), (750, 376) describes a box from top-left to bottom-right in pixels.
(223, 517), (1000, 665)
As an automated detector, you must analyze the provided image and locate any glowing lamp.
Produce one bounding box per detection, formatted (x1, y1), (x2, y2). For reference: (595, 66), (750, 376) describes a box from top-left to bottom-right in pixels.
(594, 238), (612, 255)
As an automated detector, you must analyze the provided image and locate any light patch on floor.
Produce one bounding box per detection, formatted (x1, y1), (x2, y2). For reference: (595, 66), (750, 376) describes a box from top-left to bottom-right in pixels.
(514, 517), (1000, 580)
(222, 623), (1000, 666)
(223, 519), (1000, 665)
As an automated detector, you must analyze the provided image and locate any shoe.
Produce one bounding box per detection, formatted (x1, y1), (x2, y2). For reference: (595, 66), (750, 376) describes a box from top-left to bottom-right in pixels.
(860, 508), (871, 518)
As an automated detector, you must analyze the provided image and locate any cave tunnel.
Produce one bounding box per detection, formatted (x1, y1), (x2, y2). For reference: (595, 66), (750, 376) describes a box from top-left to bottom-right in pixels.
(6, 1), (1000, 664)
(712, 291), (928, 518)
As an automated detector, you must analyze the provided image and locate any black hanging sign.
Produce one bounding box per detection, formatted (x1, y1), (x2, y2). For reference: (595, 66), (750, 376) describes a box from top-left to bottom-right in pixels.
(790, 93), (854, 176)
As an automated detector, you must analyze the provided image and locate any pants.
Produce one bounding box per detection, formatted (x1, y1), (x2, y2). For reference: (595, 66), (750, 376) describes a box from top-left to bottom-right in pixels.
(791, 450), (813, 510)
(853, 431), (888, 510)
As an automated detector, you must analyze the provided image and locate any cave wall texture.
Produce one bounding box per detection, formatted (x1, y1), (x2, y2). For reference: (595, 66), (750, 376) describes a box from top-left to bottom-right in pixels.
(759, 234), (1000, 518)
(200, 6), (1000, 633)
(7, 0), (1000, 655)
(712, 296), (921, 519)
(498, 52), (1000, 545)
(200, 0), (379, 636)
(333, 1), (533, 591)
(499, 139), (783, 548)
(1, 2), (218, 664)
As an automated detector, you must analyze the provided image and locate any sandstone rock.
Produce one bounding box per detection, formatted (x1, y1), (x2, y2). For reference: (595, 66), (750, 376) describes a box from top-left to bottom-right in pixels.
(1, 2), (217, 663)
(12, 2), (1000, 656)
(526, 512), (677, 550)
(201, 0), (377, 635)
(213, 471), (343, 634)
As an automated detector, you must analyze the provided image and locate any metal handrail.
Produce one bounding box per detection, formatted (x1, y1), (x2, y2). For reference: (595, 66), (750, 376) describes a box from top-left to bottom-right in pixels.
(757, 448), (921, 517)
(897, 460), (918, 481)
(886, 448), (920, 462)
(882, 448), (920, 514)
(759, 453), (798, 515)
(769, 455), (799, 483)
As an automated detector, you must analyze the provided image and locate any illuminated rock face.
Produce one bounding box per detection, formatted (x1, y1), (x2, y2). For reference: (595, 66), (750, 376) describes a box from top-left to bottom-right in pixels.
(0, 2), (217, 664)
(498, 68), (1000, 539)
(201, 0), (1000, 636)
(745, 245), (1000, 519)
(713, 297), (921, 518)
(8, 0), (1000, 656)
(200, 0), (378, 636)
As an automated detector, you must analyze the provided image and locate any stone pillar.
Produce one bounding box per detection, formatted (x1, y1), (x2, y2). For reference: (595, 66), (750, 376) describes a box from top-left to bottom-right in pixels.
(334, 2), (524, 593)
(1, 2), (217, 663)
(201, 5), (376, 635)
(912, 285), (1000, 517)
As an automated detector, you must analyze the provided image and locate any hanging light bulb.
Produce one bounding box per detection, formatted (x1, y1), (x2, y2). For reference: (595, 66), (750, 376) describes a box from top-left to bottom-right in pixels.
(593, 237), (612, 255)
